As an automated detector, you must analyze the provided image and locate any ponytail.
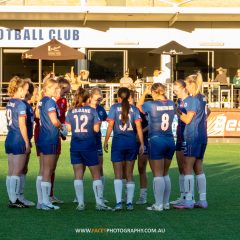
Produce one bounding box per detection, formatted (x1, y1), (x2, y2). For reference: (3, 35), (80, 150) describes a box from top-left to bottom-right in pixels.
(185, 71), (203, 96)
(117, 87), (130, 126)
(196, 72), (203, 94)
(121, 98), (130, 126)
(71, 87), (89, 109)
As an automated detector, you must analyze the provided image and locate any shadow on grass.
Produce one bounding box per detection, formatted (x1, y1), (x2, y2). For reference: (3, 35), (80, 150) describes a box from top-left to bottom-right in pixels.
(0, 142), (240, 240)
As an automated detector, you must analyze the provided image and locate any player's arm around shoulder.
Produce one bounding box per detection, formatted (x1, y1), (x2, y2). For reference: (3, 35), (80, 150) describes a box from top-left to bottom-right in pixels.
(178, 97), (197, 125)
(136, 86), (151, 112)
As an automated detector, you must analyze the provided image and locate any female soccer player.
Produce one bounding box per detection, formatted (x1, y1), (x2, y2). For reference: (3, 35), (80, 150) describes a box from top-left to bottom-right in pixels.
(5, 76), (30, 208)
(174, 73), (208, 209)
(104, 87), (144, 211)
(180, 73), (208, 208)
(65, 87), (111, 211)
(49, 77), (71, 204)
(18, 79), (35, 207)
(128, 90), (149, 205)
(137, 83), (176, 211)
(36, 78), (62, 210)
(170, 80), (189, 205)
(90, 88), (108, 202)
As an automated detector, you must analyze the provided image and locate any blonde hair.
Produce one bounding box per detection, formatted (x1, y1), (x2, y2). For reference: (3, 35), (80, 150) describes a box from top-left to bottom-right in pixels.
(90, 87), (102, 97)
(42, 78), (58, 93)
(185, 72), (203, 96)
(7, 76), (26, 97)
(151, 83), (166, 96)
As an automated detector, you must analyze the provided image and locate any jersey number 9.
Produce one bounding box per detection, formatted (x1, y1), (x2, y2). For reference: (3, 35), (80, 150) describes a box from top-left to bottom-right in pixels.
(74, 114), (88, 133)
(6, 109), (12, 126)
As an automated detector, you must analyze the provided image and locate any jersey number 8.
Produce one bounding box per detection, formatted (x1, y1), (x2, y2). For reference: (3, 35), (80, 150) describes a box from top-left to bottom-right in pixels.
(74, 114), (88, 133)
(161, 113), (169, 131)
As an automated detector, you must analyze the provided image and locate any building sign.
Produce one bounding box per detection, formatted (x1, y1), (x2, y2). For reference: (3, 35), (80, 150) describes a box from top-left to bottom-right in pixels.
(0, 27), (238, 49)
(0, 28), (80, 41)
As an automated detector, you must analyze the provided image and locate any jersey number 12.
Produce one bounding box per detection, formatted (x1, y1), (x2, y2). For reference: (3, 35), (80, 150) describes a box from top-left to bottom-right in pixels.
(74, 114), (88, 133)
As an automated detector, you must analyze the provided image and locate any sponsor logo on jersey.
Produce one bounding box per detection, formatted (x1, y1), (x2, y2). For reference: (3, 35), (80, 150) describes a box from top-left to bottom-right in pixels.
(180, 101), (184, 108)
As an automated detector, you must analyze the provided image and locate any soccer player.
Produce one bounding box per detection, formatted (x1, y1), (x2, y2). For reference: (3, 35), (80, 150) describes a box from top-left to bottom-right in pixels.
(19, 79), (35, 207)
(5, 76), (30, 208)
(174, 73), (208, 209)
(186, 73), (208, 208)
(128, 90), (149, 205)
(104, 87), (144, 211)
(90, 88), (108, 202)
(170, 80), (189, 205)
(65, 87), (111, 211)
(49, 77), (71, 204)
(137, 83), (175, 211)
(36, 78), (62, 210)
(136, 110), (149, 205)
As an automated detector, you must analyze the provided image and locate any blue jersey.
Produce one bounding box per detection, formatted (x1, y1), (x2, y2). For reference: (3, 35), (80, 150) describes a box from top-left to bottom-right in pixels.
(38, 96), (60, 145)
(183, 95), (207, 143)
(96, 105), (108, 138)
(66, 106), (100, 151)
(23, 100), (34, 141)
(6, 98), (26, 141)
(176, 98), (186, 142)
(142, 100), (175, 138)
(195, 94), (207, 144)
(107, 103), (141, 149)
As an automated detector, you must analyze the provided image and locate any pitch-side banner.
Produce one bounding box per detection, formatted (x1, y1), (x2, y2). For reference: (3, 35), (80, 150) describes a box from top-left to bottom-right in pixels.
(207, 111), (240, 137)
(0, 110), (239, 137)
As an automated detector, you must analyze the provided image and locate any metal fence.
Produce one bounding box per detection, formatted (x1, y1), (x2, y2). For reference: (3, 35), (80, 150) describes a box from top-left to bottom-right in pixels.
(1, 81), (240, 110)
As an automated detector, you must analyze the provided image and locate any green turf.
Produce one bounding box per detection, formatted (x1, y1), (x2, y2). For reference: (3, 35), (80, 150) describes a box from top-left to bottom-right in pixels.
(0, 142), (240, 240)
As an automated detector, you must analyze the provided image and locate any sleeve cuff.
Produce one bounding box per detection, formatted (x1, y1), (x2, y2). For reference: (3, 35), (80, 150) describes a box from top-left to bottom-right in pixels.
(106, 118), (115, 123)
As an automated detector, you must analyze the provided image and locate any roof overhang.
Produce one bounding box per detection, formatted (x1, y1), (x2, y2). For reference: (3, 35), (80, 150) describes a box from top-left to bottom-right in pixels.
(0, 6), (240, 22)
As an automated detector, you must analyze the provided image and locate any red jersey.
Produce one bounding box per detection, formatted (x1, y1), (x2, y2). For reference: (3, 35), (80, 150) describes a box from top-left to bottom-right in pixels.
(56, 97), (67, 123)
(34, 108), (40, 143)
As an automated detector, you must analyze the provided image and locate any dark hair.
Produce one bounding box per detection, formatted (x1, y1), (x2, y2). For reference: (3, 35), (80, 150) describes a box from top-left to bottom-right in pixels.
(118, 87), (130, 126)
(72, 87), (89, 108)
(23, 78), (34, 97)
(174, 79), (186, 88)
(28, 82), (34, 95)
(129, 90), (135, 99)
(57, 77), (71, 89)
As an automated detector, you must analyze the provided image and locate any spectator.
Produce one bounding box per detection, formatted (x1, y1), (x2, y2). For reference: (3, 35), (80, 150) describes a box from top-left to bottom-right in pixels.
(153, 69), (165, 84)
(120, 71), (134, 89)
(214, 67), (228, 85)
(233, 68), (240, 108)
(233, 68), (240, 86)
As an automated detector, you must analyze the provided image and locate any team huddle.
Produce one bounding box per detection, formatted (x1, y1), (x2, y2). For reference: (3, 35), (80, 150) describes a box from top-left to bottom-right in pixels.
(5, 72), (208, 211)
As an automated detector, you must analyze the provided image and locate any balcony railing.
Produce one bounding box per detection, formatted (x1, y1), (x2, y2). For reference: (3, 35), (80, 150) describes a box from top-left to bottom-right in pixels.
(1, 81), (239, 110)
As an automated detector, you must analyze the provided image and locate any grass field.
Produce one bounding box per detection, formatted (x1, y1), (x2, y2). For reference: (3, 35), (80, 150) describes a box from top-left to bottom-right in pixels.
(0, 141), (240, 240)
